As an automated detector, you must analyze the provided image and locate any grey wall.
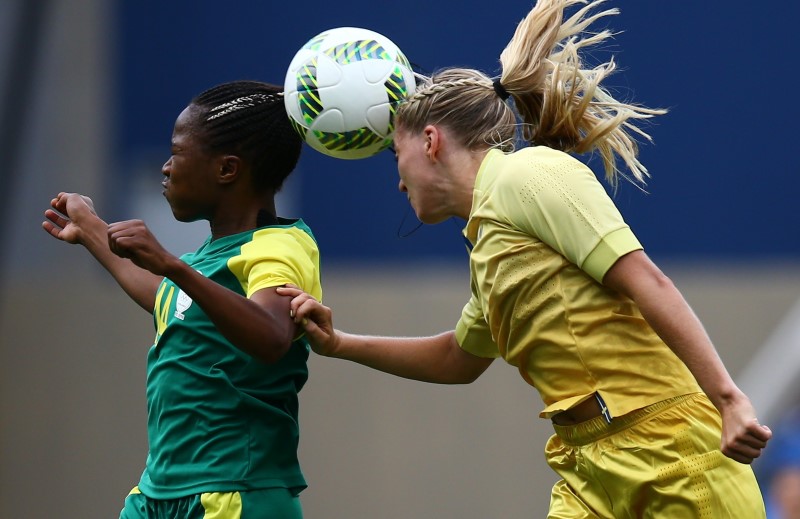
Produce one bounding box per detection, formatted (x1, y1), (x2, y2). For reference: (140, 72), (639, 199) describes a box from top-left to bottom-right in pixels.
(3, 265), (800, 518)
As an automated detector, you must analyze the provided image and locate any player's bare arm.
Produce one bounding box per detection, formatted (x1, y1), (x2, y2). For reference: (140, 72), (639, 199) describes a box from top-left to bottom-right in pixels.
(108, 220), (297, 364)
(43, 192), (161, 312)
(278, 285), (493, 383)
(603, 249), (772, 463)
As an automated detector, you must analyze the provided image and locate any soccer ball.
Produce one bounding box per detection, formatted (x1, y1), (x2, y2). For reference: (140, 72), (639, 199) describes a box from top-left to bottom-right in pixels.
(283, 27), (416, 160)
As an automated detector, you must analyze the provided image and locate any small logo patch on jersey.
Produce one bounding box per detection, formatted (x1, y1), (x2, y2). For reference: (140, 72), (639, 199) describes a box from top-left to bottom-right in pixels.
(174, 290), (193, 320)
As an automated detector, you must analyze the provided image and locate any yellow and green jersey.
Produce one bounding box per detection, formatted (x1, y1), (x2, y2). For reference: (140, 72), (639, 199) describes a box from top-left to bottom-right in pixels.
(456, 147), (700, 420)
(138, 218), (321, 500)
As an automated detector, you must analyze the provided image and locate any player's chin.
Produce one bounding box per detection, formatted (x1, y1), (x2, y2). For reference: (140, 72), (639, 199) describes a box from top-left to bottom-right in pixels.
(168, 206), (199, 223)
(416, 211), (448, 226)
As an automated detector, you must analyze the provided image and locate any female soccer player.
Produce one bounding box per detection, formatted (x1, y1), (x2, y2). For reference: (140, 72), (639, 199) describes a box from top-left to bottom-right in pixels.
(279, 0), (771, 516)
(43, 81), (321, 518)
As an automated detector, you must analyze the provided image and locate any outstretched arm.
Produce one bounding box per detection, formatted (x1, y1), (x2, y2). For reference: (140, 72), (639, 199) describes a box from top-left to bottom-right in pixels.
(603, 249), (772, 464)
(42, 192), (161, 312)
(43, 193), (298, 363)
(277, 285), (493, 384)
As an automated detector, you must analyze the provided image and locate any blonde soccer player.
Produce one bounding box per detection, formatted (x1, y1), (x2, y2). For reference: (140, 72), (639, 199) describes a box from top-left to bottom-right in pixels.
(279, 0), (772, 516)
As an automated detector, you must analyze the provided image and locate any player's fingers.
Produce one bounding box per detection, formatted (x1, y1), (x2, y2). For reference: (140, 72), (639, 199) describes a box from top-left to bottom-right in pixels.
(723, 450), (753, 465)
(108, 232), (132, 259)
(277, 285), (304, 299)
(295, 297), (322, 320)
(299, 300), (330, 329)
(51, 192), (71, 210)
(44, 209), (68, 228)
(739, 432), (769, 450)
(42, 220), (61, 238)
(724, 435), (768, 463)
(287, 293), (313, 321)
(748, 423), (772, 442)
(723, 444), (762, 464)
(285, 291), (322, 320)
(300, 316), (317, 332)
(283, 288), (309, 303)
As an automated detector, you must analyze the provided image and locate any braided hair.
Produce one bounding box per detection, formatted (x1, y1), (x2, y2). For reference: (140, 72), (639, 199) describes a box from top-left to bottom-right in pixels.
(190, 80), (301, 193)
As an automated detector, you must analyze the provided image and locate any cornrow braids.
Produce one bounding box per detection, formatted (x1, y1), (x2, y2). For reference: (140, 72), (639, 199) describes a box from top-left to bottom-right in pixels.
(190, 80), (302, 193)
(206, 93), (282, 121)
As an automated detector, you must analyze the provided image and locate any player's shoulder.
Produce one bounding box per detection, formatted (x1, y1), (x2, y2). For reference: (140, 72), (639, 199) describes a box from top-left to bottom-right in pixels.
(513, 146), (586, 171)
(490, 146), (589, 189)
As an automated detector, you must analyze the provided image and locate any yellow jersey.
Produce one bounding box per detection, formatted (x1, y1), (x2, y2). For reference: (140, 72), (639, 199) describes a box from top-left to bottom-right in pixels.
(455, 147), (700, 419)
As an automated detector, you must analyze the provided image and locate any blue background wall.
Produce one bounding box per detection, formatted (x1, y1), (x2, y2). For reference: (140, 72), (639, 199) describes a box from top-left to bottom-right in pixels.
(114, 1), (800, 262)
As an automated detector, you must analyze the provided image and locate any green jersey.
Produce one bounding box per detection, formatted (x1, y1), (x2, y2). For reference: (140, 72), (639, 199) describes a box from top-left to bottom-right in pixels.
(137, 219), (322, 499)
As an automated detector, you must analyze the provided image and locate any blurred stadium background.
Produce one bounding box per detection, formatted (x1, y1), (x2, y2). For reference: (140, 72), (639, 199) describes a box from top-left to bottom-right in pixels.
(1, 0), (798, 517)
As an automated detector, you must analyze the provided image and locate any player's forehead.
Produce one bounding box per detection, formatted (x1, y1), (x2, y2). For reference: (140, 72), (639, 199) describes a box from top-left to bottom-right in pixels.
(174, 105), (201, 130)
(171, 106), (204, 143)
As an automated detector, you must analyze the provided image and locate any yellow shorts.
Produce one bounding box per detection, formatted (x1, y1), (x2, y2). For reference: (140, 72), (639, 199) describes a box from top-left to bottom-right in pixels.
(545, 393), (766, 518)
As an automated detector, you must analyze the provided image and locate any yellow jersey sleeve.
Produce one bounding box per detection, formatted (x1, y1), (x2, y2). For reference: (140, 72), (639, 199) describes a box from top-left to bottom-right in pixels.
(494, 148), (642, 283)
(227, 227), (323, 300)
(455, 294), (500, 358)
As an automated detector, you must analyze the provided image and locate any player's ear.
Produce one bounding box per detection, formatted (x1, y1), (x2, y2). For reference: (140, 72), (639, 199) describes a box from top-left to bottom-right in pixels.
(218, 155), (241, 184)
(423, 125), (440, 162)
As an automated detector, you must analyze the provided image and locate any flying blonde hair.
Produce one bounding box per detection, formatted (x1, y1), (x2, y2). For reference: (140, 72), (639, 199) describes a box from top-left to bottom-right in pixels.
(396, 0), (665, 186)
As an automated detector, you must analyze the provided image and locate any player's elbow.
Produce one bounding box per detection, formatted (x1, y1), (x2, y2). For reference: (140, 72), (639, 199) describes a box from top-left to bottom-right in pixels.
(251, 339), (292, 364)
(240, 327), (295, 364)
(444, 354), (493, 384)
(451, 371), (481, 385)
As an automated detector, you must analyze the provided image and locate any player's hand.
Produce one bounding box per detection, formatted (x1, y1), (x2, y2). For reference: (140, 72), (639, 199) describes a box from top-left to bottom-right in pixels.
(277, 284), (338, 357)
(42, 192), (100, 244)
(718, 393), (772, 464)
(107, 219), (176, 276)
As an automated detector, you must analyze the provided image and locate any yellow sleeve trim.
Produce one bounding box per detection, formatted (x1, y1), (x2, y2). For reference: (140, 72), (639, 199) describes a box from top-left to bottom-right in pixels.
(454, 318), (470, 346)
(228, 227), (322, 300)
(455, 299), (500, 359)
(582, 227), (642, 283)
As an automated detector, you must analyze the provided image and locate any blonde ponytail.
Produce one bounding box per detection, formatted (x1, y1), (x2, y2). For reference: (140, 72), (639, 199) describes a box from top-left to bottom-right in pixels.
(499, 0), (665, 185)
(396, 0), (665, 186)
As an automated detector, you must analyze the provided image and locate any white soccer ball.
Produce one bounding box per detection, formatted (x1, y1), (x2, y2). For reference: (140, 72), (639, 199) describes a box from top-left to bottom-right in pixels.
(283, 27), (416, 160)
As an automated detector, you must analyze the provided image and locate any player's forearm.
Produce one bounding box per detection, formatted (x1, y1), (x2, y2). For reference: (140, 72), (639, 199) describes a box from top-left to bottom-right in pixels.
(331, 330), (485, 384)
(604, 251), (744, 408)
(164, 261), (294, 364)
(80, 217), (160, 312)
(634, 280), (743, 408)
